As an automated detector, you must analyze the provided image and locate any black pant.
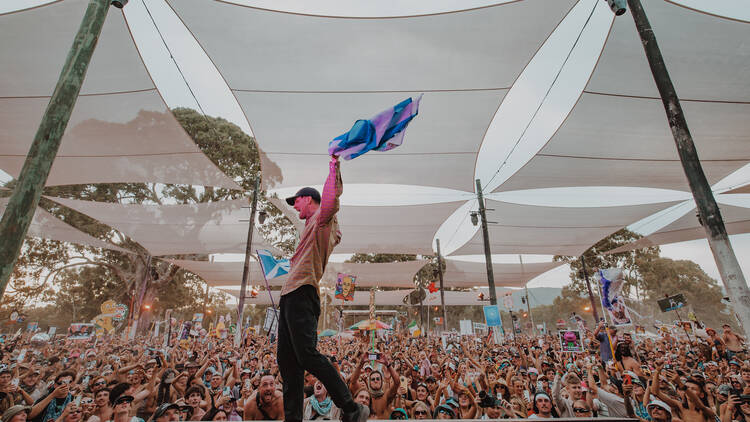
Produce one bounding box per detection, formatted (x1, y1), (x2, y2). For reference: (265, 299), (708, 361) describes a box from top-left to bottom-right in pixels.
(277, 285), (356, 422)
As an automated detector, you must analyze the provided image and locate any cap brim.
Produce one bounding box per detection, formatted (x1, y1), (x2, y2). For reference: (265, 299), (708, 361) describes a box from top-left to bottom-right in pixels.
(285, 196), (297, 206)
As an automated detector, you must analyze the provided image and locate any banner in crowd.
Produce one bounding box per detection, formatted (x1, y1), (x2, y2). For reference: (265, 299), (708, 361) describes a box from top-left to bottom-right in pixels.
(68, 323), (95, 340)
(335, 273), (356, 301)
(558, 330), (583, 352)
(26, 322), (38, 332)
(192, 313), (204, 323)
(408, 320), (421, 337)
(483, 305), (503, 327)
(459, 319), (473, 336)
(92, 300), (129, 334)
(596, 268), (632, 326)
(263, 307), (279, 335)
(657, 293), (686, 312)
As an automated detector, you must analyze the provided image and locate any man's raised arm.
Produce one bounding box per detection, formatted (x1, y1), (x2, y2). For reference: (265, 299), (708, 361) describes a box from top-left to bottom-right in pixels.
(318, 155), (343, 226)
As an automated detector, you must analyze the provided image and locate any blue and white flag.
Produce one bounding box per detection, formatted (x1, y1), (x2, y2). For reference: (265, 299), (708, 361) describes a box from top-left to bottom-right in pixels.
(257, 249), (290, 280)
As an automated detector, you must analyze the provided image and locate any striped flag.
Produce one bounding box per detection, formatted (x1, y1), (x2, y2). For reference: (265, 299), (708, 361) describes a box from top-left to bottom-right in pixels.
(257, 249), (290, 280)
(328, 95), (422, 160)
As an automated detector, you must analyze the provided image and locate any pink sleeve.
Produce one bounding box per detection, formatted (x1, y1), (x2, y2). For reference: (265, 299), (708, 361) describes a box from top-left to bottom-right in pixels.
(318, 158), (342, 225)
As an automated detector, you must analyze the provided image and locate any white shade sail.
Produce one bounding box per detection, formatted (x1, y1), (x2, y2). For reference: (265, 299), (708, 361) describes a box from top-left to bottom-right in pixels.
(220, 286), (535, 307)
(0, 198), (127, 253)
(47, 197), (278, 256)
(452, 199), (680, 256)
(443, 259), (562, 287)
(607, 201), (750, 254)
(498, 0), (750, 193)
(165, 0), (576, 192)
(168, 259), (428, 288)
(268, 196), (463, 255)
(0, 0), (239, 189)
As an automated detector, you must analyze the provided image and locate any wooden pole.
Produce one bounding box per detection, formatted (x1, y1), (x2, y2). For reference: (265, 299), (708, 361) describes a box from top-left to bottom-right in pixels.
(435, 239), (448, 331)
(627, 0), (750, 336)
(0, 0), (114, 300)
(475, 179), (497, 306)
(235, 179), (259, 347)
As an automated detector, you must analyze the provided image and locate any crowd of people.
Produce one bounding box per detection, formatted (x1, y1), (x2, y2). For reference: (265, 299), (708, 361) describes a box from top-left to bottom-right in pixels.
(0, 320), (747, 422)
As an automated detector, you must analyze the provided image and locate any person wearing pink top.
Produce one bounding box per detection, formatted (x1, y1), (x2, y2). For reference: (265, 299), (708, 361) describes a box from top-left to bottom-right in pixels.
(277, 155), (368, 422)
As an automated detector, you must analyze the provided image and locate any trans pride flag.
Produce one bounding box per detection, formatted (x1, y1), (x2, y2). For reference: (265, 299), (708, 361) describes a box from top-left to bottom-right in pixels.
(328, 95), (422, 160)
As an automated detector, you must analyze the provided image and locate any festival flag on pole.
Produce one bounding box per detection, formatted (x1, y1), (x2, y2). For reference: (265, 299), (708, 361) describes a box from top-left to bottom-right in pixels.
(328, 95), (422, 160)
(335, 273), (356, 301)
(408, 320), (421, 337)
(596, 268), (624, 310)
(257, 249), (290, 279)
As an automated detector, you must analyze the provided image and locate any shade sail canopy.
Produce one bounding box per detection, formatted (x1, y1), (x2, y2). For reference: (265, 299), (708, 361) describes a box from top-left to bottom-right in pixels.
(0, 0), (239, 188)
(268, 197), (462, 255)
(169, 259), (428, 288)
(498, 93), (750, 192)
(220, 287), (536, 307)
(166, 0), (576, 192)
(47, 197), (278, 256)
(607, 200), (750, 254)
(0, 198), (127, 252)
(452, 199), (680, 256)
(443, 259), (562, 287)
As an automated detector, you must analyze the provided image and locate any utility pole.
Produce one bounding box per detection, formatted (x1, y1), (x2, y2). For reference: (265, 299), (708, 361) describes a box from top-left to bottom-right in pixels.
(0, 0), (119, 301)
(475, 179), (497, 306)
(435, 239), (448, 331)
(235, 178), (260, 347)
(580, 255), (601, 323)
(626, 0), (750, 336)
(520, 255), (536, 335)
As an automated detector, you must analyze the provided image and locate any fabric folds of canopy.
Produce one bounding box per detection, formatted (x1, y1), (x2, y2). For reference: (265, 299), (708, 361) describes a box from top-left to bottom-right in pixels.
(47, 197), (277, 256)
(220, 287), (537, 307)
(0, 0), (239, 189)
(0, 198), (128, 253)
(499, 0), (750, 194)
(168, 259), (428, 288)
(607, 202), (750, 254)
(166, 0), (576, 192)
(452, 199), (680, 256)
(269, 197), (463, 255)
(443, 259), (562, 288)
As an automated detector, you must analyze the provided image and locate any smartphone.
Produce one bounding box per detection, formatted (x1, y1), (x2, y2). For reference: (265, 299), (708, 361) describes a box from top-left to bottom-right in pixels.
(244, 379), (251, 390)
(11, 378), (19, 387)
(523, 390), (530, 401)
(17, 349), (27, 362)
(223, 387), (230, 397)
(75, 395), (82, 406)
(368, 353), (379, 361)
(624, 374), (632, 385)
(155, 356), (162, 367)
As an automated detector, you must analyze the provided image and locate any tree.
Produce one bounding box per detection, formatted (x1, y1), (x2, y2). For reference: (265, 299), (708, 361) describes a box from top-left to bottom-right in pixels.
(554, 229), (660, 300)
(2, 108), (294, 332)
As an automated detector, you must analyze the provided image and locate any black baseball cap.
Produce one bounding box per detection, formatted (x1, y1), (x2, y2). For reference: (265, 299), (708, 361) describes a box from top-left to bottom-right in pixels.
(285, 187), (321, 206)
(152, 403), (179, 420)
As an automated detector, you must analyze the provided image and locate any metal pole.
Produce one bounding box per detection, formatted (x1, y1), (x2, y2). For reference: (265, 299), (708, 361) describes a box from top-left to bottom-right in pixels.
(436, 239), (448, 331)
(235, 178), (259, 347)
(627, 0), (750, 336)
(580, 256), (601, 323)
(475, 179), (497, 306)
(520, 255), (536, 335)
(673, 307), (694, 348)
(0, 0), (114, 300)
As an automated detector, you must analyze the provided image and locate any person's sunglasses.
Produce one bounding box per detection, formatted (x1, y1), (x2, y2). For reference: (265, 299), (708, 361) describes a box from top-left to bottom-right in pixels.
(414, 410), (428, 415)
(94, 381), (107, 386)
(81, 398), (94, 404)
(574, 408), (591, 413)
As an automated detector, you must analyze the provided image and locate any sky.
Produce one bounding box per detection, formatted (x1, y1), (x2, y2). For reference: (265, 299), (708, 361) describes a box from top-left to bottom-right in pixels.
(2, 0), (749, 292)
